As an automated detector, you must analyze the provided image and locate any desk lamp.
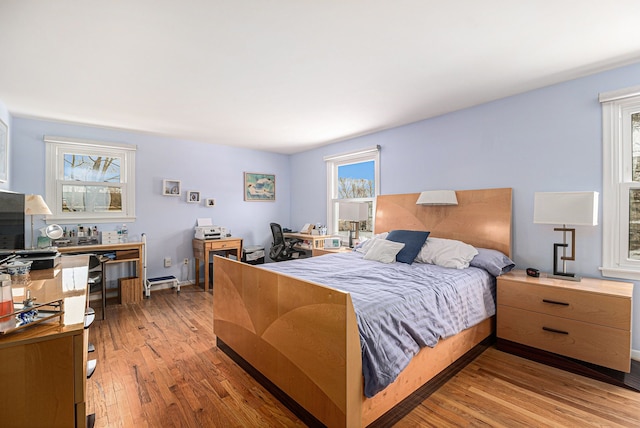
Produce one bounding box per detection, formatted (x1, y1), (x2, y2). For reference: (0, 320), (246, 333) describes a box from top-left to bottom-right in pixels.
(533, 191), (598, 281)
(338, 202), (368, 247)
(25, 194), (52, 249)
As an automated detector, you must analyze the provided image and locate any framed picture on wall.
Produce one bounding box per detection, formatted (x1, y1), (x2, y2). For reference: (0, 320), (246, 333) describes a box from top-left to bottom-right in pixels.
(205, 198), (216, 207)
(187, 191), (201, 203)
(244, 172), (275, 201)
(0, 118), (7, 182)
(163, 179), (181, 196)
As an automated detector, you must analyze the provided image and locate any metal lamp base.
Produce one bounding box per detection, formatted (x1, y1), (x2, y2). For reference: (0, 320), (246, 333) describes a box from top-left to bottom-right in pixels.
(547, 273), (582, 282)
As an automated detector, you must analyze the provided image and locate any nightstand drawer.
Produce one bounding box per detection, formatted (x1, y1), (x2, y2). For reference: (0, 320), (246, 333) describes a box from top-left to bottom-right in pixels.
(498, 305), (631, 372)
(498, 279), (630, 329)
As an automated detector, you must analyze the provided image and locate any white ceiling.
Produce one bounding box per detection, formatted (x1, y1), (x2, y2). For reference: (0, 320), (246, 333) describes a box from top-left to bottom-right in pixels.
(2, 1), (640, 154)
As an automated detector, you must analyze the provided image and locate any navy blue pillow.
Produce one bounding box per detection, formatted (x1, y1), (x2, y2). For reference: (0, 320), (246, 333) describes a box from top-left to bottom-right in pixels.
(386, 230), (430, 264)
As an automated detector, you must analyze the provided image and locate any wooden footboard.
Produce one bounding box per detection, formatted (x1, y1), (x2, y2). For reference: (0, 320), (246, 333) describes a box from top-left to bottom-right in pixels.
(214, 256), (494, 427)
(213, 255), (362, 428)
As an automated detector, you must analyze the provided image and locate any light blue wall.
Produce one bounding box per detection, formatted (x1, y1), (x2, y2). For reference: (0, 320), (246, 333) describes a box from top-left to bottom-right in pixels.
(291, 61), (640, 353)
(10, 117), (291, 281)
(0, 100), (10, 192)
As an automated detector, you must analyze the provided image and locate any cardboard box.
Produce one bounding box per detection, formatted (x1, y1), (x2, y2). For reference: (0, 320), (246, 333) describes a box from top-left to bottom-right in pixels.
(119, 277), (141, 304)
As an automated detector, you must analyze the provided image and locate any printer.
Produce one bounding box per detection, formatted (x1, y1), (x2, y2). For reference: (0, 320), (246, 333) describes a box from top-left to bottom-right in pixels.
(194, 218), (229, 240)
(195, 226), (223, 240)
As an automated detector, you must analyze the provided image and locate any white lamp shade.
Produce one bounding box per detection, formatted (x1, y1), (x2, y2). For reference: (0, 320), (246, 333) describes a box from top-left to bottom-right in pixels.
(533, 191), (598, 226)
(338, 202), (368, 221)
(416, 190), (458, 205)
(24, 194), (52, 216)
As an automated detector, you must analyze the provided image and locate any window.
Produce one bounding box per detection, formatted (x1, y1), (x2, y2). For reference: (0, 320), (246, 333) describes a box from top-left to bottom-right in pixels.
(600, 86), (640, 279)
(45, 136), (136, 223)
(325, 146), (380, 243)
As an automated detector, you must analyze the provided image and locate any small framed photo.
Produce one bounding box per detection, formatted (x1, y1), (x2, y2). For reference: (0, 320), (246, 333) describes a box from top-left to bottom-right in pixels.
(163, 179), (181, 196)
(205, 198), (216, 207)
(244, 172), (275, 201)
(187, 191), (201, 203)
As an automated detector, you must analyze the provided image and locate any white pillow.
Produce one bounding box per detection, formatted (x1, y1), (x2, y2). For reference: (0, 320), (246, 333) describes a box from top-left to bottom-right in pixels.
(355, 232), (389, 254)
(415, 237), (478, 269)
(363, 239), (405, 263)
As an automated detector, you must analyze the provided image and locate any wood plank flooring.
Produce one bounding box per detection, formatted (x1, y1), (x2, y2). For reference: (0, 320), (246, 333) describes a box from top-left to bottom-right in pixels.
(87, 286), (640, 427)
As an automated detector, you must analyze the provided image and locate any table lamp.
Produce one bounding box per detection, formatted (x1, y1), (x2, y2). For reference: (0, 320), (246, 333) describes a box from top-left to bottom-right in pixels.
(25, 194), (52, 249)
(338, 202), (368, 247)
(533, 191), (598, 281)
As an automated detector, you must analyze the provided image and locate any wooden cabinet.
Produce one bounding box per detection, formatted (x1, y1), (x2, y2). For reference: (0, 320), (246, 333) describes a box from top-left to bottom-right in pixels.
(497, 270), (638, 389)
(0, 255), (91, 427)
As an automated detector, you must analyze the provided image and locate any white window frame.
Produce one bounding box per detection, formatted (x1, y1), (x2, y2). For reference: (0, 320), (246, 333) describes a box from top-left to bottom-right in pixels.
(600, 85), (640, 280)
(45, 136), (136, 223)
(325, 145), (380, 235)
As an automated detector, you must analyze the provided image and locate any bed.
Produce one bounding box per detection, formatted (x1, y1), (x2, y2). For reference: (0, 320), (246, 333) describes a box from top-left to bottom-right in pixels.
(213, 188), (512, 427)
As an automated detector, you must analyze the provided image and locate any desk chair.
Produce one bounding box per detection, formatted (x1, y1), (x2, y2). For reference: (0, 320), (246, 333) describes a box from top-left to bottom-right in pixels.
(269, 223), (305, 261)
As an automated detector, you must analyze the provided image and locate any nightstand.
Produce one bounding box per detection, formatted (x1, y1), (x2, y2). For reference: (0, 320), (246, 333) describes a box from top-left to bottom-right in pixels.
(496, 269), (639, 390)
(312, 247), (353, 257)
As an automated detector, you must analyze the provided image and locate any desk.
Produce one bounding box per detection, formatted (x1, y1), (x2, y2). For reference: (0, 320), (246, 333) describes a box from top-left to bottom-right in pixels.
(312, 246), (353, 257)
(58, 241), (144, 314)
(0, 255), (90, 427)
(193, 237), (243, 292)
(284, 233), (334, 251)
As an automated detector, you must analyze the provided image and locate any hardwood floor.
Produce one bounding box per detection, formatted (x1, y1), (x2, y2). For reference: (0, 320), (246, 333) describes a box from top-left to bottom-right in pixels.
(88, 286), (640, 427)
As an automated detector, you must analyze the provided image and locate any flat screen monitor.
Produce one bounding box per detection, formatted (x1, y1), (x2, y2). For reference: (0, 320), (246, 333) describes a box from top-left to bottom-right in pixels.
(0, 191), (25, 250)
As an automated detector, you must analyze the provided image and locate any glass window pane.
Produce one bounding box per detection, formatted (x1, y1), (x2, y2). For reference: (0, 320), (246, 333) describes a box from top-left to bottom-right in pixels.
(336, 200), (373, 244)
(633, 113), (640, 182)
(629, 189), (640, 260)
(337, 201), (373, 232)
(63, 154), (121, 182)
(62, 185), (122, 213)
(337, 161), (374, 198)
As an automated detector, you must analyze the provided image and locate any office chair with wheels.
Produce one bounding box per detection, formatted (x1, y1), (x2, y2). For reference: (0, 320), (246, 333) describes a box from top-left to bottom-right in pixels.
(269, 223), (306, 261)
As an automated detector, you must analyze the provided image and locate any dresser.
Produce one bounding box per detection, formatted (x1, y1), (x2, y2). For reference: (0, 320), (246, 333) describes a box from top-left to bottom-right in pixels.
(0, 255), (92, 427)
(497, 269), (639, 390)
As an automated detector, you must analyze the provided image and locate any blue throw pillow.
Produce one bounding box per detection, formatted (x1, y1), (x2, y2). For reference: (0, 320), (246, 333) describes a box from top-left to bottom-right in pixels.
(386, 230), (430, 264)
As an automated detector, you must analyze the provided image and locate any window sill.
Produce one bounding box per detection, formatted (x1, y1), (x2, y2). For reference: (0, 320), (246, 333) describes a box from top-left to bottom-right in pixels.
(600, 266), (640, 281)
(46, 215), (136, 224)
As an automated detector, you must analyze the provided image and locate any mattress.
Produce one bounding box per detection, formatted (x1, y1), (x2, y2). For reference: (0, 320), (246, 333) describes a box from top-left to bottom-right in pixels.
(261, 251), (496, 397)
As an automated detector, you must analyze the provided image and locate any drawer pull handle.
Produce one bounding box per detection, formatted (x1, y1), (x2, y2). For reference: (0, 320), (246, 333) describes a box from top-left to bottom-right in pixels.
(542, 326), (569, 335)
(542, 299), (569, 306)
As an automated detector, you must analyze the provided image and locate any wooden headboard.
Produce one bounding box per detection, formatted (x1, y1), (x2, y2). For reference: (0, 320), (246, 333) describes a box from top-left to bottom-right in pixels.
(375, 188), (512, 257)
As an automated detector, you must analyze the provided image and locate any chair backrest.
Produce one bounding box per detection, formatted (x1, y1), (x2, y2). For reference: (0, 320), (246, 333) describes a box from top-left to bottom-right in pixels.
(270, 223), (285, 246)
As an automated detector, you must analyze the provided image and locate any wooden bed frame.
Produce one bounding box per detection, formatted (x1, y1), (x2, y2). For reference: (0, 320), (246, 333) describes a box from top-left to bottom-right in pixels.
(213, 188), (512, 427)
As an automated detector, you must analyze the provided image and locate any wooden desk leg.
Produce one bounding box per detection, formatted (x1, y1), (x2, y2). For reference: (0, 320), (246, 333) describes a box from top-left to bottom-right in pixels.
(204, 249), (210, 293)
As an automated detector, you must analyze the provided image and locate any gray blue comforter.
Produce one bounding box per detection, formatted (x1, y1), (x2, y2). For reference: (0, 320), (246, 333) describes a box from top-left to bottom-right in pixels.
(261, 251), (496, 397)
